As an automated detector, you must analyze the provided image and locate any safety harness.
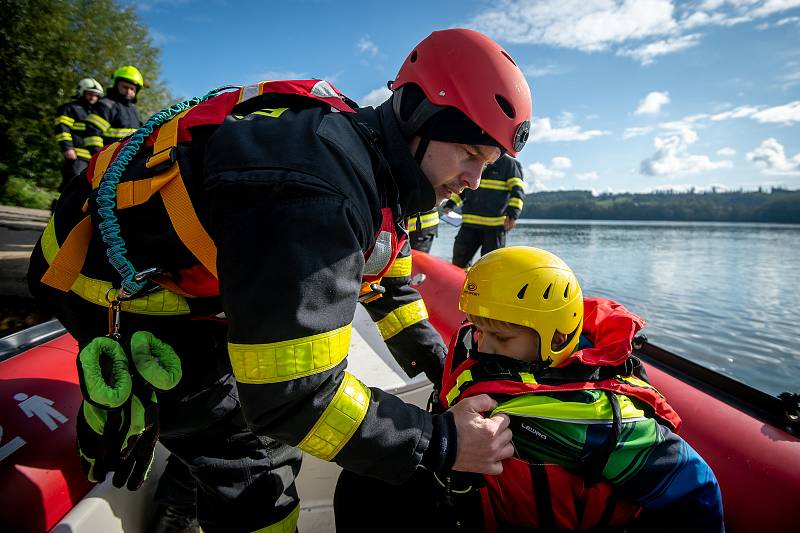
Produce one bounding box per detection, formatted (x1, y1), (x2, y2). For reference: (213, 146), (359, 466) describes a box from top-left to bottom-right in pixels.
(41, 79), (405, 311)
(438, 298), (681, 531)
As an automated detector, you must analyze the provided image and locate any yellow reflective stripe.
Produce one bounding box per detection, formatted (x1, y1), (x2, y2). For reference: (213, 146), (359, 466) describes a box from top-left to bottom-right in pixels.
(228, 324), (352, 384)
(520, 372), (537, 384)
(445, 369), (473, 406)
(384, 255), (412, 278)
(55, 132), (73, 142)
(449, 193), (463, 206)
(507, 197), (524, 210)
(54, 115), (75, 127)
(507, 177), (525, 190)
(84, 136), (104, 148)
(251, 107), (289, 119)
(462, 214), (506, 226)
(478, 179), (507, 191)
(40, 217), (189, 315)
(297, 371), (370, 461)
(74, 148), (91, 159)
(71, 122), (87, 131)
(253, 503), (300, 533)
(492, 391), (648, 423)
(85, 113), (110, 131)
(408, 212), (440, 232)
(375, 299), (428, 340)
(106, 127), (137, 138)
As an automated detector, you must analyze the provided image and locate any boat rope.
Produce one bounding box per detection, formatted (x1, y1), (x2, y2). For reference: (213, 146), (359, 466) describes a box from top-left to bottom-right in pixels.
(95, 88), (222, 299)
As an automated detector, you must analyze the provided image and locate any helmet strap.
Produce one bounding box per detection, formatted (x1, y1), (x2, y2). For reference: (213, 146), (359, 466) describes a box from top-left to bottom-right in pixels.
(414, 132), (431, 165)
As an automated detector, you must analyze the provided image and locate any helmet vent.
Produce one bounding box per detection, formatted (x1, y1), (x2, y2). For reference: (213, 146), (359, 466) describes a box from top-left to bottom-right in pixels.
(542, 284), (552, 300)
(500, 50), (518, 67)
(410, 50), (418, 63)
(564, 284), (570, 298)
(495, 95), (515, 119)
(517, 284), (528, 300)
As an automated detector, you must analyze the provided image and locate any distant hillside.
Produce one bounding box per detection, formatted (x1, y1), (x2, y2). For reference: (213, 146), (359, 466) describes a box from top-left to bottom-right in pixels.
(519, 189), (800, 223)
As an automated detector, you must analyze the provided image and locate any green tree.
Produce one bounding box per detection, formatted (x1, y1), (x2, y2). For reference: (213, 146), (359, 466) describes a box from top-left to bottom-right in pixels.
(0, 0), (172, 206)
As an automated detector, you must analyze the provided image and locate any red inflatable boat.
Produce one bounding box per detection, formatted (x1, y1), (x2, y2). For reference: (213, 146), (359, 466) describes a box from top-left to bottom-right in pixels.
(1, 251), (798, 532)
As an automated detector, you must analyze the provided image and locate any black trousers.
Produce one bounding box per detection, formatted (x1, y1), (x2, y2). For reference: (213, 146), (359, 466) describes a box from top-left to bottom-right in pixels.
(27, 258), (302, 533)
(409, 227), (437, 253)
(451, 225), (506, 268)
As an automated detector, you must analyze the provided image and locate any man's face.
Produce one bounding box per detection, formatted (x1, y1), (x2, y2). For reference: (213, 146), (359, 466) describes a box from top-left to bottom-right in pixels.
(116, 80), (138, 100)
(413, 139), (501, 203)
(83, 92), (99, 105)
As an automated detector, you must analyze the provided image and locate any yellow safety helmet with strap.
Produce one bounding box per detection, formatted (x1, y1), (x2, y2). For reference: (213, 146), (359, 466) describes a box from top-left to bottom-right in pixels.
(112, 65), (145, 89)
(459, 246), (583, 367)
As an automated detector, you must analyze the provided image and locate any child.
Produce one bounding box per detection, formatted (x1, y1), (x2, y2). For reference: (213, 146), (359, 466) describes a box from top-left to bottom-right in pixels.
(334, 246), (724, 532)
(439, 245), (724, 531)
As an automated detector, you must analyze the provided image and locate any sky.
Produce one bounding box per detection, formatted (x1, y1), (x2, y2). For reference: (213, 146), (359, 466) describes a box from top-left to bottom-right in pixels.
(126, 0), (800, 194)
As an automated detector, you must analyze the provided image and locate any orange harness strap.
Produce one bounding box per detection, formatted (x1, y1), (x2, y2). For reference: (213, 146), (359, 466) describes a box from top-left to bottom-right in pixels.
(40, 215), (93, 292)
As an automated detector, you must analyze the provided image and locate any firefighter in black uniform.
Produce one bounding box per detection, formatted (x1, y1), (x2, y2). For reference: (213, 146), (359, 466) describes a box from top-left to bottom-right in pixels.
(407, 208), (440, 253)
(444, 154), (526, 267)
(53, 78), (104, 193)
(28, 29), (532, 532)
(84, 65), (144, 150)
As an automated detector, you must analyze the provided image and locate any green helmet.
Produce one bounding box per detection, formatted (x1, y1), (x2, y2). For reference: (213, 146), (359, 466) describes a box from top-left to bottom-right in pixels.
(112, 65), (145, 89)
(76, 77), (104, 97)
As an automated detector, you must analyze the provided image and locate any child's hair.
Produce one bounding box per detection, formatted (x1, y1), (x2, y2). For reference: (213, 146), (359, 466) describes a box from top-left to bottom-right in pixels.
(467, 313), (531, 334)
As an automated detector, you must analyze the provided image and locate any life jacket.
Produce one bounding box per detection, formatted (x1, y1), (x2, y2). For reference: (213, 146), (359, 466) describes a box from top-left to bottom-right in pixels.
(40, 79), (405, 313)
(439, 297), (681, 532)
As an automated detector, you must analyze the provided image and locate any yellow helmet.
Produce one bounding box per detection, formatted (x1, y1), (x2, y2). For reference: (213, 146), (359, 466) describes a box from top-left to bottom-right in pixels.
(459, 246), (583, 367)
(112, 65), (145, 89)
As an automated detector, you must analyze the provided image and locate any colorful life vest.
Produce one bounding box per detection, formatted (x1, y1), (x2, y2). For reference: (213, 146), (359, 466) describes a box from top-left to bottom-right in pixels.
(439, 297), (681, 531)
(40, 80), (405, 310)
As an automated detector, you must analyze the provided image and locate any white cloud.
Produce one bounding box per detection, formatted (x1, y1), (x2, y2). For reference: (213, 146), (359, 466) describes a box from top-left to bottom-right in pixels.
(623, 126), (655, 139)
(466, 0), (800, 64)
(747, 138), (800, 175)
(640, 128), (734, 176)
(357, 36), (379, 56)
(523, 64), (567, 77)
(577, 171), (601, 181)
(618, 34), (702, 65)
(717, 147), (737, 156)
(360, 86), (391, 107)
(530, 117), (610, 142)
(710, 105), (759, 120)
(751, 100), (800, 123)
(635, 91), (671, 115)
(527, 157), (572, 183)
(776, 15), (800, 26)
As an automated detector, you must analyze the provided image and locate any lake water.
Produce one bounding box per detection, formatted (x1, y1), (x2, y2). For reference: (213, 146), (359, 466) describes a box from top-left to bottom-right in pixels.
(428, 219), (800, 397)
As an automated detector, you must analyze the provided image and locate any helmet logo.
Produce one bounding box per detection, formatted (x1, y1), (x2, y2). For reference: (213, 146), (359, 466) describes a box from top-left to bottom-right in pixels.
(464, 282), (479, 296)
(513, 120), (530, 152)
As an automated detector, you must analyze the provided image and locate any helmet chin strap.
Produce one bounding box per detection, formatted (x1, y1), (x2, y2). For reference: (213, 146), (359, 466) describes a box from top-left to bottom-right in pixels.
(414, 132), (432, 166)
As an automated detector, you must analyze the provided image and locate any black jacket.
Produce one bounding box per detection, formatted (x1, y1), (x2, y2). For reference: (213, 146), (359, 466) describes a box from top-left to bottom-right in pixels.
(445, 154), (525, 227)
(53, 98), (95, 160)
(84, 89), (142, 151)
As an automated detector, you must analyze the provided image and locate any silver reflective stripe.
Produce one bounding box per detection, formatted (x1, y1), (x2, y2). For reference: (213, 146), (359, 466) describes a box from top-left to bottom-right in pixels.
(239, 84), (260, 103)
(363, 231), (392, 276)
(311, 80), (338, 99)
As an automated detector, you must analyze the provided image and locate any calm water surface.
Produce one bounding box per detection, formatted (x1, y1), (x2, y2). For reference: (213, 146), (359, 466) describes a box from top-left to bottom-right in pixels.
(428, 219), (800, 397)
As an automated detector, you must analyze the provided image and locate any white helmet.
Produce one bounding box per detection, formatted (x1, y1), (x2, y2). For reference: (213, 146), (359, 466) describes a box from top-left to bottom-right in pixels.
(76, 78), (104, 97)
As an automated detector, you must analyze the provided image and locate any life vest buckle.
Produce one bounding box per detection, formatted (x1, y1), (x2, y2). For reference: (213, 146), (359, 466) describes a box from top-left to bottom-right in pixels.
(358, 282), (385, 304)
(145, 145), (176, 171)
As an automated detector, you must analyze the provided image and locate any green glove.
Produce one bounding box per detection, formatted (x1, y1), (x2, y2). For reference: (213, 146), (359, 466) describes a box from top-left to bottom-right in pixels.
(75, 333), (182, 490)
(75, 336), (133, 483)
(111, 331), (183, 490)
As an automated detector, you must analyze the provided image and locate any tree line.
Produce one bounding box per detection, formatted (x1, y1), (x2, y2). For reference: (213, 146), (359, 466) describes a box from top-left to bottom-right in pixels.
(0, 0), (173, 208)
(519, 188), (800, 223)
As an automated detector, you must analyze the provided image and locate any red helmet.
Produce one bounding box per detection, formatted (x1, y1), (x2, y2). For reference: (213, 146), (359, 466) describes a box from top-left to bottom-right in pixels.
(392, 29), (532, 156)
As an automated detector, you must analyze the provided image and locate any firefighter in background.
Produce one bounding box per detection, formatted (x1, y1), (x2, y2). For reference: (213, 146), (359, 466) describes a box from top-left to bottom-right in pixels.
(443, 154), (525, 267)
(53, 78), (103, 193)
(29, 29), (532, 532)
(407, 208), (440, 253)
(84, 65), (144, 150)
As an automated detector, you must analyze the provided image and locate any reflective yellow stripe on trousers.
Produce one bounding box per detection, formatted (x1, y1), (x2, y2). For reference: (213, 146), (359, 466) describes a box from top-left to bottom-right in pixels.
(384, 255), (412, 278)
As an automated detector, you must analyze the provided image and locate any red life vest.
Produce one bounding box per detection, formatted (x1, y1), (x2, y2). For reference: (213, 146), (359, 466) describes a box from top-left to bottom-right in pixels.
(440, 297), (682, 531)
(42, 80), (405, 304)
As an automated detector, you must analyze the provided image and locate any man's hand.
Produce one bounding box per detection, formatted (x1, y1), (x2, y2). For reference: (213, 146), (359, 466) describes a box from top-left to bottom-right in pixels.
(449, 394), (513, 475)
(504, 216), (517, 232)
(64, 149), (77, 161)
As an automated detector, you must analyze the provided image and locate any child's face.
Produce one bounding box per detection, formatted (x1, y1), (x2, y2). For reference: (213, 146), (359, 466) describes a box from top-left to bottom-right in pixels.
(474, 323), (541, 363)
